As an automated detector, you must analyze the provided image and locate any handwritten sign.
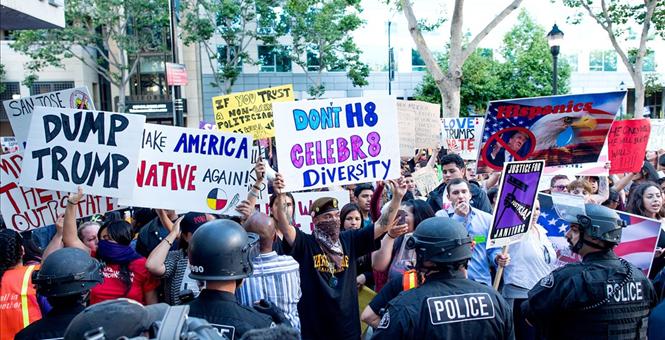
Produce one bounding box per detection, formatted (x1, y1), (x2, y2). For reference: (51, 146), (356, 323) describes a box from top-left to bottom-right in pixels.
(396, 100), (441, 157)
(19, 107), (145, 198)
(647, 119), (665, 151)
(118, 124), (252, 214)
(272, 96), (401, 192)
(2, 87), (95, 149)
(1, 152), (119, 232)
(607, 119), (651, 174)
(411, 167), (439, 195)
(256, 190), (350, 234)
(212, 84), (294, 140)
(442, 117), (484, 160)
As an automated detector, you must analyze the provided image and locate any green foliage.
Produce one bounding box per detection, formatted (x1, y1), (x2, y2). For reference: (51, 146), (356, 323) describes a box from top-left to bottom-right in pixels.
(284, 0), (369, 97)
(644, 73), (663, 98)
(0, 64), (5, 95)
(563, 0), (664, 40)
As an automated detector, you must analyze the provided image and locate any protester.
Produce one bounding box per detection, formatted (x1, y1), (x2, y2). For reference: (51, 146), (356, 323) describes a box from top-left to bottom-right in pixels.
(626, 181), (665, 221)
(370, 217), (514, 339)
(426, 154), (492, 214)
(237, 212), (301, 330)
(340, 203), (374, 289)
(0, 229), (43, 339)
(135, 209), (180, 257)
(403, 172), (423, 198)
(77, 220), (101, 253)
(614, 161), (661, 193)
(16, 248), (102, 340)
(549, 174), (570, 194)
(354, 183), (375, 227)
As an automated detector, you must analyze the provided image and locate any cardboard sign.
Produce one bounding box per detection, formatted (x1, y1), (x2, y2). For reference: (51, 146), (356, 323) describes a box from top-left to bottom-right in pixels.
(477, 92), (623, 173)
(538, 192), (661, 275)
(272, 96), (401, 192)
(3, 87), (95, 149)
(487, 160), (544, 248)
(212, 84), (294, 140)
(442, 117), (484, 160)
(1, 136), (18, 154)
(396, 100), (441, 157)
(256, 190), (350, 234)
(1, 152), (119, 232)
(542, 143), (609, 177)
(646, 119), (665, 151)
(608, 119), (651, 174)
(118, 124), (252, 215)
(411, 167), (440, 195)
(19, 107), (145, 198)
(166, 62), (188, 86)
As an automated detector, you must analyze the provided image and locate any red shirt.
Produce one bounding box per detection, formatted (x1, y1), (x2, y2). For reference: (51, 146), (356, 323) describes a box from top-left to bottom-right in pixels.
(90, 258), (159, 305)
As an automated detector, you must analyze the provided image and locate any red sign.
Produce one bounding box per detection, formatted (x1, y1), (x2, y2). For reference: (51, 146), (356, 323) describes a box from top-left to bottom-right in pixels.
(166, 62), (188, 86)
(608, 119), (651, 174)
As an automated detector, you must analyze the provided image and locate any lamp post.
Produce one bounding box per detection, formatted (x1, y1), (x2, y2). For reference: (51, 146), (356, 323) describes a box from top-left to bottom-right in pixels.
(388, 21), (394, 95)
(619, 81), (626, 119)
(547, 24), (564, 95)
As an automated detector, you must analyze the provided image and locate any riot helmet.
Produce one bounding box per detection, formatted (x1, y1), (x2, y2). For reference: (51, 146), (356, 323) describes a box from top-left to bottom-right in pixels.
(188, 219), (259, 281)
(32, 248), (103, 297)
(406, 216), (472, 266)
(565, 203), (625, 247)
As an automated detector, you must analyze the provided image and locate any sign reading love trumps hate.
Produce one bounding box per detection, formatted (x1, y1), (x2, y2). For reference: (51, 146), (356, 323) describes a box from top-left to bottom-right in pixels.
(118, 124), (252, 215)
(19, 107), (145, 198)
(272, 96), (401, 192)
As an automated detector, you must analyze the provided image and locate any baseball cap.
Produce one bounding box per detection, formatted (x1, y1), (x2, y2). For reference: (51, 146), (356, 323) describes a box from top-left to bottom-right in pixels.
(64, 299), (169, 340)
(181, 212), (210, 234)
(310, 197), (339, 217)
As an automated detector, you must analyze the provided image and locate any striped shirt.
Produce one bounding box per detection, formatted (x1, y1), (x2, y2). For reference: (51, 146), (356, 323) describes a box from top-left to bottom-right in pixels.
(236, 251), (302, 330)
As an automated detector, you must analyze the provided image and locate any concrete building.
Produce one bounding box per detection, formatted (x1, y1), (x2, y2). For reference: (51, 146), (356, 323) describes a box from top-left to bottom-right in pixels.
(0, 0), (65, 30)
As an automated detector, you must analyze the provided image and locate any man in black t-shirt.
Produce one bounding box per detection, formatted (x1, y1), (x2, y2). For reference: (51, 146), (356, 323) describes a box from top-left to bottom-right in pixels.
(273, 174), (404, 340)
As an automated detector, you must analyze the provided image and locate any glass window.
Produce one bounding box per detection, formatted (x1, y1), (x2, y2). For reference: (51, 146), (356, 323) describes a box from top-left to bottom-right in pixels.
(641, 51), (656, 72)
(412, 49), (426, 72)
(129, 54), (170, 97)
(0, 82), (20, 120)
(218, 45), (243, 72)
(307, 50), (320, 72)
(563, 54), (578, 72)
(589, 50), (616, 72)
(30, 81), (75, 95)
(258, 46), (291, 72)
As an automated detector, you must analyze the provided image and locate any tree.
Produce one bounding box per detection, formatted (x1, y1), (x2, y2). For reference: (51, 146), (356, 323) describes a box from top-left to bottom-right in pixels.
(284, 0), (369, 98)
(562, 0), (663, 115)
(179, 0), (284, 94)
(10, 0), (170, 113)
(401, 0), (523, 117)
(0, 64), (6, 96)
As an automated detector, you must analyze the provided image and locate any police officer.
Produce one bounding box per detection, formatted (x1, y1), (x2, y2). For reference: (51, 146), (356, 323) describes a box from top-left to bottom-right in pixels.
(15, 248), (103, 340)
(186, 219), (276, 340)
(372, 216), (514, 339)
(522, 203), (657, 339)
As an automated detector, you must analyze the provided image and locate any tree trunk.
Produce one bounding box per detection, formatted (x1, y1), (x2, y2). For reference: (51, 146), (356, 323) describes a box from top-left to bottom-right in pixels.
(632, 70), (645, 117)
(224, 79), (233, 94)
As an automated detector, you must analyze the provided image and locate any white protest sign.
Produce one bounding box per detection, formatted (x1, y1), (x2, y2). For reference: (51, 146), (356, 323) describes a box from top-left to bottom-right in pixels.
(441, 117), (484, 160)
(3, 87), (95, 149)
(647, 119), (665, 151)
(19, 107), (145, 198)
(256, 190), (350, 234)
(411, 167), (440, 195)
(396, 100), (441, 157)
(273, 96), (401, 192)
(1, 151), (119, 232)
(118, 124), (253, 215)
(396, 102), (416, 157)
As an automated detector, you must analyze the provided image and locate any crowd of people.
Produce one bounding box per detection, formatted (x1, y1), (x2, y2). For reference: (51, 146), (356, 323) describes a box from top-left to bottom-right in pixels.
(1, 145), (664, 340)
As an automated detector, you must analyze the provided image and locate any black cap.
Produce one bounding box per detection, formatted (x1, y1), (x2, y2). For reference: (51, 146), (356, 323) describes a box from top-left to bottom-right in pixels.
(181, 212), (209, 234)
(310, 197), (339, 217)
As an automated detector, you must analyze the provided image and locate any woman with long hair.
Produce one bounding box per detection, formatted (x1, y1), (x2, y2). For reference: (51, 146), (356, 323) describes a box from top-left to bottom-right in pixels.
(627, 182), (665, 280)
(340, 203), (373, 288)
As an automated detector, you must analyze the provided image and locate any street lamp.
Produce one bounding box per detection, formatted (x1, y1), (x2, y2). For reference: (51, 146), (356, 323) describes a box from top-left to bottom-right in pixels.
(547, 24), (564, 95)
(619, 81), (626, 119)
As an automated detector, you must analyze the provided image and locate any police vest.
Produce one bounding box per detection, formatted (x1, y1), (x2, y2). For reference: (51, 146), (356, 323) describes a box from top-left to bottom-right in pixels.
(0, 265), (42, 340)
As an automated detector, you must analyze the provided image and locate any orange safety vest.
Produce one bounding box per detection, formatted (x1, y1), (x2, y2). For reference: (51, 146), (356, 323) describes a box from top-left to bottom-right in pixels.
(402, 269), (424, 291)
(0, 265), (42, 340)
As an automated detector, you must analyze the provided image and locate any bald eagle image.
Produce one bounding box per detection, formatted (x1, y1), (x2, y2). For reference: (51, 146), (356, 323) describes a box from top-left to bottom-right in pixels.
(529, 112), (597, 153)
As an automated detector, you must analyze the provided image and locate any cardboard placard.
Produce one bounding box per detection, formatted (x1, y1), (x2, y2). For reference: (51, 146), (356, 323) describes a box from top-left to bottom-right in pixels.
(396, 100), (441, 157)
(607, 119), (651, 174)
(411, 167), (440, 195)
(442, 117), (484, 160)
(646, 119), (665, 151)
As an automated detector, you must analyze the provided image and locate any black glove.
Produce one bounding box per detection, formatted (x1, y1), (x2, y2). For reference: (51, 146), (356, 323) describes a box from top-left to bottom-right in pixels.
(252, 299), (291, 327)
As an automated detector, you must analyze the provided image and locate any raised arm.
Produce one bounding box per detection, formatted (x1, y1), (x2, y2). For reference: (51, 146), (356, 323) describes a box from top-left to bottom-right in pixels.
(62, 187), (89, 253)
(374, 179), (406, 239)
(155, 209), (176, 232)
(146, 216), (182, 277)
(273, 173), (296, 246)
(42, 214), (65, 260)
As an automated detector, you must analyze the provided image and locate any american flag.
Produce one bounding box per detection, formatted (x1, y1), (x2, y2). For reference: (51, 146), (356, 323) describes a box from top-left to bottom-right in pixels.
(537, 193), (661, 275)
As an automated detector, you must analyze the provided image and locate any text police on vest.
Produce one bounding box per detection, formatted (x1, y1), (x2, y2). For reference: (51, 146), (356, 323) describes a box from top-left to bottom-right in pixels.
(427, 293), (496, 325)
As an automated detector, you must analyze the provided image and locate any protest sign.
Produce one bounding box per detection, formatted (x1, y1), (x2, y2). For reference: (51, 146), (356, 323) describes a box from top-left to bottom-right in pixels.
(199, 120), (215, 130)
(19, 107), (145, 198)
(487, 160), (544, 248)
(272, 96), (401, 192)
(411, 166), (439, 195)
(647, 119), (665, 151)
(442, 117), (484, 160)
(1, 152), (119, 232)
(119, 124), (252, 214)
(607, 119), (650, 174)
(396, 100), (441, 157)
(538, 192), (661, 275)
(3, 87), (95, 149)
(542, 143), (609, 177)
(477, 92), (623, 173)
(256, 190), (350, 233)
(1, 136), (19, 153)
(212, 84), (293, 140)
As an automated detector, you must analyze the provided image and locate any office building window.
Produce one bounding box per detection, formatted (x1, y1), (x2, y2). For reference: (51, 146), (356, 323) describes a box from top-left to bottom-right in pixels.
(563, 53), (578, 72)
(258, 46), (291, 72)
(412, 49), (426, 72)
(129, 54), (170, 97)
(218, 45), (243, 72)
(307, 50), (320, 72)
(30, 81), (75, 95)
(629, 50), (656, 72)
(589, 50), (617, 72)
(0, 82), (20, 120)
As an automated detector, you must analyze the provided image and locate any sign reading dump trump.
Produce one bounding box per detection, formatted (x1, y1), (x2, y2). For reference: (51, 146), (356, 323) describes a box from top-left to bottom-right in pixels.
(19, 107), (145, 198)
(273, 96), (401, 192)
(119, 124), (253, 215)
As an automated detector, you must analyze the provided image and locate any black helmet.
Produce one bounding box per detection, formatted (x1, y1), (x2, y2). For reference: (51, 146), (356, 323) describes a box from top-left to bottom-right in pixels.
(32, 248), (103, 297)
(188, 219), (259, 281)
(406, 216), (472, 265)
(564, 203), (626, 244)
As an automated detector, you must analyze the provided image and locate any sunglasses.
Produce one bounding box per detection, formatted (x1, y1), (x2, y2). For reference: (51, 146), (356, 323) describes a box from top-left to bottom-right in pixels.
(553, 185), (568, 191)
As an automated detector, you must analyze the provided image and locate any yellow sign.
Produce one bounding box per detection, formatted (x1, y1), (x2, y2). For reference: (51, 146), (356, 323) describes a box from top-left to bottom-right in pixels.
(212, 84), (294, 139)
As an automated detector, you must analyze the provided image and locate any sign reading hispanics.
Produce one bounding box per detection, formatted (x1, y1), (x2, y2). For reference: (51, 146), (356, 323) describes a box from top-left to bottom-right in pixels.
(487, 160), (544, 248)
(1, 151), (119, 232)
(212, 84), (294, 140)
(442, 117), (484, 160)
(272, 96), (401, 192)
(477, 92), (623, 173)
(19, 107), (145, 198)
(119, 124), (252, 215)
(2, 87), (95, 149)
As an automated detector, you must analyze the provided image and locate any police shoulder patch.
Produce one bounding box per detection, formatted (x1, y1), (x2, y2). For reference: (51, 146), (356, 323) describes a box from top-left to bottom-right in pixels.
(539, 273), (554, 288)
(377, 311), (390, 329)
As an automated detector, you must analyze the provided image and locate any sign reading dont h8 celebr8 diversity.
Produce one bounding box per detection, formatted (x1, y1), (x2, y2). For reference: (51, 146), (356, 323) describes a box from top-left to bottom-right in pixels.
(272, 96), (401, 192)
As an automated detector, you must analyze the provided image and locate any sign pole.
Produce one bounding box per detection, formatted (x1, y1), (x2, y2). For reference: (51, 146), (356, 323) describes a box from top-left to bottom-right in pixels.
(493, 245), (509, 290)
